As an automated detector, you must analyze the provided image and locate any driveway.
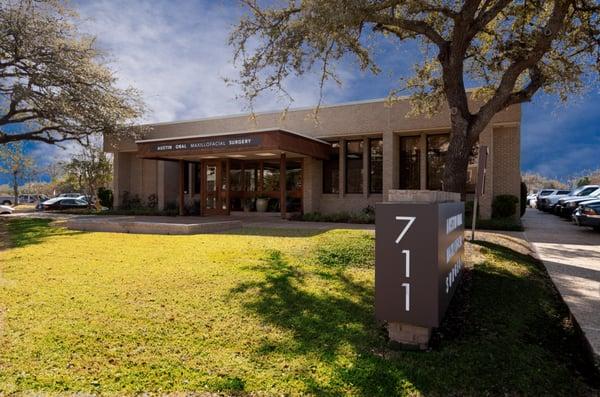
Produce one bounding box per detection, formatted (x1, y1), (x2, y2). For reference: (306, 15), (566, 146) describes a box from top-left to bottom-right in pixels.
(522, 208), (600, 367)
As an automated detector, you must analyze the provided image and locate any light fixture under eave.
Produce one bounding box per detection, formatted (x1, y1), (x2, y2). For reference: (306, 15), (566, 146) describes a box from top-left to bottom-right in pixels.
(256, 153), (276, 157)
(227, 154), (247, 158)
(200, 155), (218, 159)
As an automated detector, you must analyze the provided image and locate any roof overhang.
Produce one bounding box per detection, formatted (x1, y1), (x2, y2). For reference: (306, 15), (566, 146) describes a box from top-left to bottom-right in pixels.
(135, 129), (331, 161)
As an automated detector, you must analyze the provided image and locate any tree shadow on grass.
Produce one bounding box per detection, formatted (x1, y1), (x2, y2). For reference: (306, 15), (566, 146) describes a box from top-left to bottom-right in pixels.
(5, 218), (85, 248)
(229, 245), (600, 396)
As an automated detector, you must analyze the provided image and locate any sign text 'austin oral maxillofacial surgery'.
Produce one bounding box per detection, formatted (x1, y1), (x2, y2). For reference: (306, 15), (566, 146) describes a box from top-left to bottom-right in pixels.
(151, 136), (262, 152)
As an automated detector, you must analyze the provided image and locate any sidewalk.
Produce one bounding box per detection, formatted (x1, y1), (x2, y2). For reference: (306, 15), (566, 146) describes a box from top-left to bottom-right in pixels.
(522, 208), (600, 367)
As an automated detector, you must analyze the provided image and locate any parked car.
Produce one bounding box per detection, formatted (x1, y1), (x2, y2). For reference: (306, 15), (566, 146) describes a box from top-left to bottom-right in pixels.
(535, 189), (557, 210)
(536, 189), (572, 211)
(41, 197), (90, 211)
(561, 189), (600, 218)
(554, 185), (600, 217)
(18, 194), (49, 203)
(573, 202), (600, 232)
(0, 195), (15, 206)
(0, 204), (14, 214)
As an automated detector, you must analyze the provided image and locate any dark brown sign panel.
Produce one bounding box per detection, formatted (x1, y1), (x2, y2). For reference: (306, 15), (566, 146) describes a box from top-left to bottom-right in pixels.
(149, 135), (262, 153)
(375, 202), (465, 328)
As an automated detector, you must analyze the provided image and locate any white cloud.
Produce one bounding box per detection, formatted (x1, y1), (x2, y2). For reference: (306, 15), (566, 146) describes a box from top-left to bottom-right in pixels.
(74, 0), (356, 124)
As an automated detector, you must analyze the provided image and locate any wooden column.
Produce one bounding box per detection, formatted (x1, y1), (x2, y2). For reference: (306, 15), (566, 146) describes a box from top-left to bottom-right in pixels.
(280, 153), (286, 219)
(178, 160), (185, 216)
(225, 159), (231, 215)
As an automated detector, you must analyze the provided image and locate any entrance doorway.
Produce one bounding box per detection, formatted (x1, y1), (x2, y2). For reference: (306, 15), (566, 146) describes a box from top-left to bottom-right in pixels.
(201, 160), (229, 215)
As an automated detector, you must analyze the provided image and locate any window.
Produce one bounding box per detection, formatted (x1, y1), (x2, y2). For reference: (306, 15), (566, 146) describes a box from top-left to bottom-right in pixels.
(229, 161), (243, 192)
(262, 161), (280, 192)
(345, 140), (364, 194)
(243, 161), (258, 192)
(578, 187), (598, 196)
(322, 142), (340, 193)
(399, 136), (421, 189)
(286, 160), (302, 191)
(286, 159), (303, 212)
(426, 134), (450, 191)
(369, 138), (383, 193)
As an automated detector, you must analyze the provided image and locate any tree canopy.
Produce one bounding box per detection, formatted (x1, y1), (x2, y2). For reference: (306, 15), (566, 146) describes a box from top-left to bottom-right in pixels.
(0, 0), (144, 146)
(230, 0), (599, 192)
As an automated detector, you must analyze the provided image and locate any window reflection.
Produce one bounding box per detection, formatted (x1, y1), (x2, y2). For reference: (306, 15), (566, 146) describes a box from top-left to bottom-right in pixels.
(399, 136), (421, 190)
(426, 134), (450, 191)
(345, 140), (363, 194)
(369, 138), (383, 193)
(323, 142), (339, 194)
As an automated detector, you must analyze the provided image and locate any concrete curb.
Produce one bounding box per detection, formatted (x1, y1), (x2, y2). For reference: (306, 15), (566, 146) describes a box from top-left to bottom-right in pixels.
(65, 219), (243, 235)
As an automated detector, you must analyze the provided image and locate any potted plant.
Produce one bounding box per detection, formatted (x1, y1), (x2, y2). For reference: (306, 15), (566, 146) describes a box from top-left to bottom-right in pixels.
(256, 194), (269, 212)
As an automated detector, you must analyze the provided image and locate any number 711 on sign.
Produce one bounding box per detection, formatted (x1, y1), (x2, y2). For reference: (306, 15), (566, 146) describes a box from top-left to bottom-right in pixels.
(395, 216), (415, 311)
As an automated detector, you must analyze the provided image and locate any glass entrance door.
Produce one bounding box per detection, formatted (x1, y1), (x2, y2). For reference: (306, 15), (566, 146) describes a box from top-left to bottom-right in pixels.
(202, 161), (229, 215)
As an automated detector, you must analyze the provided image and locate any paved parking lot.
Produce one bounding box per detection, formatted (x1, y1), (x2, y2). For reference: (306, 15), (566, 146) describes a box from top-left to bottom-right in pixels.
(523, 208), (600, 366)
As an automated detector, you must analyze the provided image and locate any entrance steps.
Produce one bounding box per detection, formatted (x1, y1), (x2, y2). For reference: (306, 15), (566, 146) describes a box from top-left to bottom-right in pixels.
(65, 217), (242, 235)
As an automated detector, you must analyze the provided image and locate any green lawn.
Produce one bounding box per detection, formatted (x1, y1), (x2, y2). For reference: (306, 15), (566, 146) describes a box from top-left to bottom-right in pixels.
(0, 218), (597, 396)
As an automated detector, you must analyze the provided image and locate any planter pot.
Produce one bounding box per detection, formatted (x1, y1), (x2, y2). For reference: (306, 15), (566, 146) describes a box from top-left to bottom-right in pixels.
(256, 198), (268, 212)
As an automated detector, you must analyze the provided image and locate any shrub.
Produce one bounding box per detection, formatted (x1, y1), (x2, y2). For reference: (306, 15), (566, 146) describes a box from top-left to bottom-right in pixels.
(147, 194), (158, 209)
(362, 205), (375, 217)
(293, 210), (375, 224)
(492, 194), (519, 218)
(520, 181), (527, 217)
(97, 187), (113, 208)
(120, 191), (142, 210)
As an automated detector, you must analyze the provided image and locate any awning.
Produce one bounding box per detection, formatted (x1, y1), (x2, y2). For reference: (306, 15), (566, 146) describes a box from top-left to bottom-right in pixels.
(135, 129), (331, 161)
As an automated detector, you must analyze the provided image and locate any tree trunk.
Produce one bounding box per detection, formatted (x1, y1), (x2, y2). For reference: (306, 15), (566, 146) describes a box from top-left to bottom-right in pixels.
(12, 171), (18, 205)
(442, 116), (474, 194)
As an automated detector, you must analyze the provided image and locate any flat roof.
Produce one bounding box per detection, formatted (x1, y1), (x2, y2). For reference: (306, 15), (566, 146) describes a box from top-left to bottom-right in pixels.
(137, 96), (395, 128)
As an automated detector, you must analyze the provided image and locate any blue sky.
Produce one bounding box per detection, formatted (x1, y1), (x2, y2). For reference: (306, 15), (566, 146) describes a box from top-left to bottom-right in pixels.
(3, 0), (599, 184)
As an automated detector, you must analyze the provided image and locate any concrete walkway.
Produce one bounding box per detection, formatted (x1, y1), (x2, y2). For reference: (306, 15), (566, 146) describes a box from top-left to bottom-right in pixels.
(522, 208), (600, 366)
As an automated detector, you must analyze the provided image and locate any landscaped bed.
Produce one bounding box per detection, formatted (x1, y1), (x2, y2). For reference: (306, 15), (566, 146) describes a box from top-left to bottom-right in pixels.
(0, 218), (597, 395)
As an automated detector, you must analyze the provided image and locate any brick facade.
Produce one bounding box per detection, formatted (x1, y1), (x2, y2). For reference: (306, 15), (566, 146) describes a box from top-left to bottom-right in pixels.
(105, 97), (521, 219)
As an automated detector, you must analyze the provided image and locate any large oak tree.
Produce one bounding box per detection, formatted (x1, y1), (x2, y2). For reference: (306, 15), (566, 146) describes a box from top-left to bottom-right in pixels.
(0, 0), (143, 146)
(230, 0), (599, 193)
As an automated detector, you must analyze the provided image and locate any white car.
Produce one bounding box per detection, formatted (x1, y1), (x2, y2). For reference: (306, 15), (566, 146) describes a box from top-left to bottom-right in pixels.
(526, 193), (538, 207)
(537, 189), (572, 211)
(0, 204), (14, 214)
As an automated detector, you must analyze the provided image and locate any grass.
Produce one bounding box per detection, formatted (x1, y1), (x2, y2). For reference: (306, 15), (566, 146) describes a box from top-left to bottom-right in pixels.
(0, 218), (597, 396)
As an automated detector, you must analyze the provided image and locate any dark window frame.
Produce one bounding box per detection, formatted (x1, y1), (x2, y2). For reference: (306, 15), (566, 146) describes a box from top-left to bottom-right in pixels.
(426, 133), (450, 191)
(398, 135), (421, 190)
(345, 139), (364, 194)
(322, 142), (340, 194)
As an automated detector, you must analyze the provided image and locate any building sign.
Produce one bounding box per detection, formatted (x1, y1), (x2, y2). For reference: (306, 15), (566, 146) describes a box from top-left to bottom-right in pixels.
(375, 201), (465, 328)
(147, 135), (262, 153)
